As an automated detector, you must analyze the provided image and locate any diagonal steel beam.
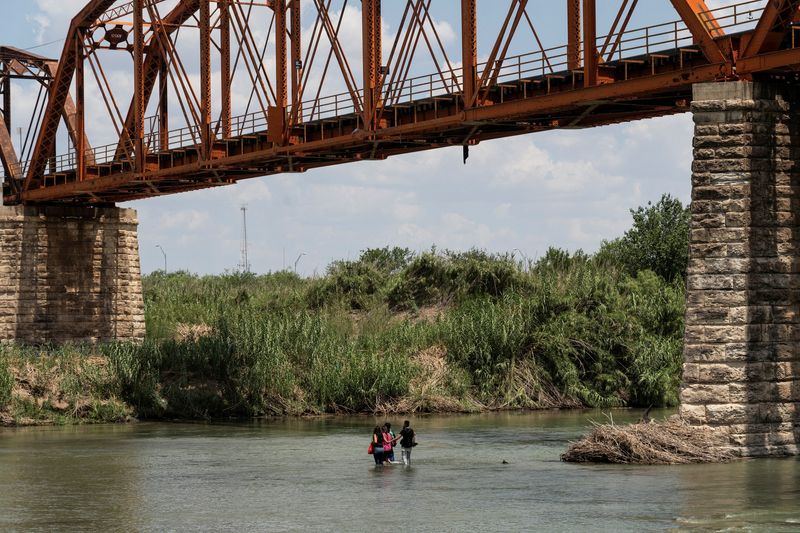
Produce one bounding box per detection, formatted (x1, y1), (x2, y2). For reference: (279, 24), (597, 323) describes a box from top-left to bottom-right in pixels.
(743, 0), (800, 57)
(23, 0), (116, 192)
(41, 61), (95, 166)
(313, 0), (363, 114)
(0, 115), (21, 180)
(669, 0), (726, 63)
(7, 59), (92, 165)
(116, 0), (201, 159)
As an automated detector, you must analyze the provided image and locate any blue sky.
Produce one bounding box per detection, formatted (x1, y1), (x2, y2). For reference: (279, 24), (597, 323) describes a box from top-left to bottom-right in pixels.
(1, 1), (744, 275)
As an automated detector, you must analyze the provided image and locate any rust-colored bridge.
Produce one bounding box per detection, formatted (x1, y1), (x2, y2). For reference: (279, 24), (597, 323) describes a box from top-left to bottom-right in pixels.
(2, 0), (800, 205)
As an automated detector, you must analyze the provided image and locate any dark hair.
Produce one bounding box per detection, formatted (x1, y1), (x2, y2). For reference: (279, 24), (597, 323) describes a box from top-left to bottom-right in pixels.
(403, 420), (410, 427)
(374, 426), (384, 443)
(385, 422), (392, 430)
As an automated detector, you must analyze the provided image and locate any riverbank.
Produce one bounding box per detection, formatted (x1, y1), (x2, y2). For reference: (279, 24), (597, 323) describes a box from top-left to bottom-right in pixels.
(0, 248), (686, 427)
(0, 346), (133, 426)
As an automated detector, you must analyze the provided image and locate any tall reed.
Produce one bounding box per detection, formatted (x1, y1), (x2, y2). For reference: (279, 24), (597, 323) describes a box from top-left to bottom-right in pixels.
(0, 352), (12, 406)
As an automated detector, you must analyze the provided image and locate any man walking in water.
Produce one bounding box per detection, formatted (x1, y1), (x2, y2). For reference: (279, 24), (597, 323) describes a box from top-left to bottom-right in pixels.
(399, 420), (416, 467)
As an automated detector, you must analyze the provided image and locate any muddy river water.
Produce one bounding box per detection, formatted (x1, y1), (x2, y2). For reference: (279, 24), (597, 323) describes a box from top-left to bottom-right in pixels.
(0, 410), (798, 532)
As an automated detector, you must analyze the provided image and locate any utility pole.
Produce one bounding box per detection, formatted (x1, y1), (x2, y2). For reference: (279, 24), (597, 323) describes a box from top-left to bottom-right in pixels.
(239, 205), (250, 273)
(155, 244), (167, 273)
(294, 252), (307, 274)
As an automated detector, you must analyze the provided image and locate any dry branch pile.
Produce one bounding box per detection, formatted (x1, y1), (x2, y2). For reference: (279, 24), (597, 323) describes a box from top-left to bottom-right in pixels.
(561, 418), (735, 465)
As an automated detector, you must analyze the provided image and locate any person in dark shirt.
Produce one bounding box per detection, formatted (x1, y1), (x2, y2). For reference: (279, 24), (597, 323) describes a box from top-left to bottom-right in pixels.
(398, 420), (416, 466)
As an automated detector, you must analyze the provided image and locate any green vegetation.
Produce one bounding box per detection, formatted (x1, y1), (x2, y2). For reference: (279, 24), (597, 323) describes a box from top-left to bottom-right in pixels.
(0, 345), (132, 425)
(0, 355), (12, 407)
(597, 193), (690, 281)
(0, 196), (692, 424)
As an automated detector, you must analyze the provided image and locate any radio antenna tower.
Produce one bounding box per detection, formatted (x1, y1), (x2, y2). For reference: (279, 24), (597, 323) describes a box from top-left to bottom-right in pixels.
(239, 205), (250, 273)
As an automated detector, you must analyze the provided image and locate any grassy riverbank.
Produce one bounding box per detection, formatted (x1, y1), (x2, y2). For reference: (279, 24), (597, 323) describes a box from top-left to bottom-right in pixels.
(0, 196), (690, 425)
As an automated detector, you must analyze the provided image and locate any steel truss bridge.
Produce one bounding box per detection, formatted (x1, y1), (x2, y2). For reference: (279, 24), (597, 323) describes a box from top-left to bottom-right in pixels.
(2, 0), (800, 205)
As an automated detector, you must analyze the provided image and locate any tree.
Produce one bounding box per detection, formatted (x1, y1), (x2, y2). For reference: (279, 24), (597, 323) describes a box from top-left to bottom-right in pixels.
(598, 194), (690, 281)
(358, 246), (413, 274)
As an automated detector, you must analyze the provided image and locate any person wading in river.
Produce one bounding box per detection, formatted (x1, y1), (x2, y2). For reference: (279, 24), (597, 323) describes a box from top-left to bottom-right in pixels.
(384, 422), (398, 464)
(398, 420), (416, 467)
(371, 426), (386, 466)
(380, 424), (395, 465)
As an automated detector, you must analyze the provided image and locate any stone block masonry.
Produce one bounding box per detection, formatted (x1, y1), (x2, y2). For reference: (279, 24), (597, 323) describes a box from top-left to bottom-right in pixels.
(0, 205), (145, 344)
(682, 81), (800, 457)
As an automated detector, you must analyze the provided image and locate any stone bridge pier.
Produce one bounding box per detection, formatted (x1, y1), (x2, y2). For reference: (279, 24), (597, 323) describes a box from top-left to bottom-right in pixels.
(0, 205), (145, 344)
(682, 81), (800, 457)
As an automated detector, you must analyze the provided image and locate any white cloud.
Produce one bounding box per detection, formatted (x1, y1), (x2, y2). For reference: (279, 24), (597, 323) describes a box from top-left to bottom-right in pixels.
(392, 202), (422, 221)
(432, 20), (456, 45)
(158, 210), (210, 231)
(228, 181), (272, 204)
(397, 223), (434, 244)
(481, 138), (623, 193)
(705, 1), (741, 9)
(30, 0), (86, 43)
(494, 203), (512, 218)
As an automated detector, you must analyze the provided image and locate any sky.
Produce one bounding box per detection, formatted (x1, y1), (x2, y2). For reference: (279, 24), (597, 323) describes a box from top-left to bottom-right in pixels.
(0, 0), (749, 276)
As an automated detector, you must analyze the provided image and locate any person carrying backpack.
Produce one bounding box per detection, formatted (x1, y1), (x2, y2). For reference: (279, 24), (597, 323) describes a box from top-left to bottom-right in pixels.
(398, 420), (416, 467)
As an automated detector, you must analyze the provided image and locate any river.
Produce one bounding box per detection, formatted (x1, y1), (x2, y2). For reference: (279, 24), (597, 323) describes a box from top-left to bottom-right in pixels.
(0, 410), (798, 532)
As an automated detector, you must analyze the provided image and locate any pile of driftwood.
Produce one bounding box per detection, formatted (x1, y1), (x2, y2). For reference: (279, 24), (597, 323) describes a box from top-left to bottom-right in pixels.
(561, 417), (735, 465)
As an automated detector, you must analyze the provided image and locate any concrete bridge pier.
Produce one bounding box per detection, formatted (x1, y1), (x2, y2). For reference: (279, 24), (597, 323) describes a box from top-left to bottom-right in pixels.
(682, 81), (800, 457)
(0, 205), (145, 344)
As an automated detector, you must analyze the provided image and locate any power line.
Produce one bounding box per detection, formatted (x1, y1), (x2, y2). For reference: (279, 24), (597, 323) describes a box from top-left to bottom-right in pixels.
(23, 38), (65, 52)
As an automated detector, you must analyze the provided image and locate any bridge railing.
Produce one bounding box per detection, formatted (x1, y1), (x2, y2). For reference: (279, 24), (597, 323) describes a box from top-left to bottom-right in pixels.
(701, 0), (767, 34)
(596, 0), (766, 64)
(489, 0), (767, 85)
(303, 91), (359, 123)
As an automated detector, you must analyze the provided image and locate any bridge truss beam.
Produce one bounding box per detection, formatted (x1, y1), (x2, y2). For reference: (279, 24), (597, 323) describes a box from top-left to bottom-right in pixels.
(2, 0), (800, 206)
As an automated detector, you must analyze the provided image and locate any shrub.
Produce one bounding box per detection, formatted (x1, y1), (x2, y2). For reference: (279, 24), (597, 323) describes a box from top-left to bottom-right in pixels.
(358, 246), (413, 274)
(304, 248), (414, 310)
(306, 260), (388, 310)
(440, 294), (532, 400)
(446, 250), (522, 299)
(437, 252), (684, 408)
(598, 194), (690, 281)
(143, 270), (311, 339)
(388, 250), (524, 309)
(387, 252), (449, 309)
(106, 308), (416, 417)
(104, 342), (165, 417)
(627, 334), (683, 407)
